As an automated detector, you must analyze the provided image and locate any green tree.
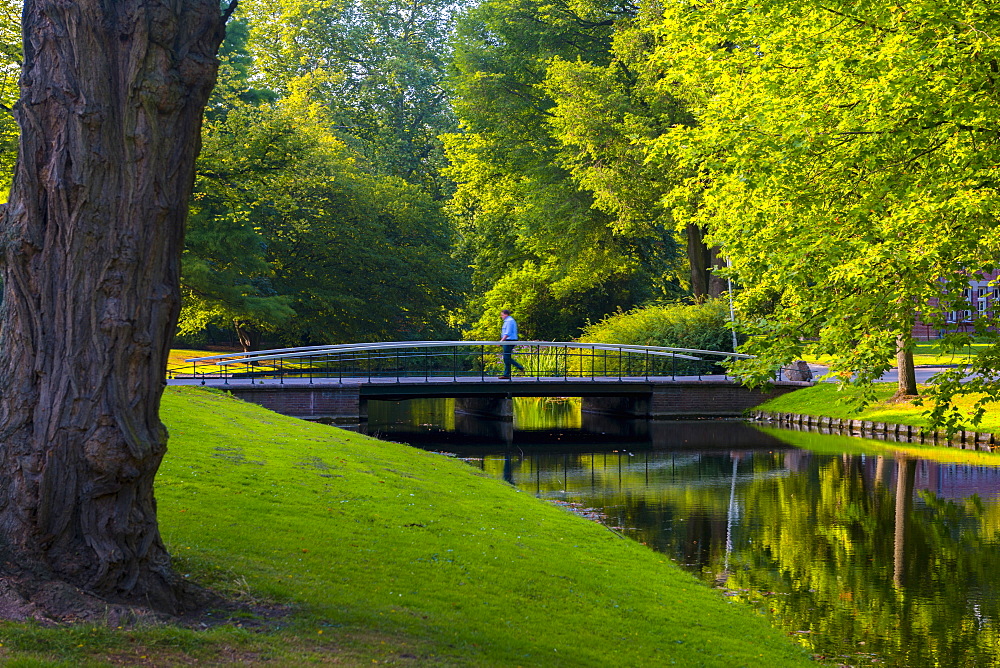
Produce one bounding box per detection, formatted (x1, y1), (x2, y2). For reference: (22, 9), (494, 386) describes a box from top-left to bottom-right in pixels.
(445, 0), (685, 340)
(185, 88), (463, 347)
(635, 0), (1000, 413)
(182, 103), (300, 350)
(240, 0), (457, 198)
(543, 38), (725, 301)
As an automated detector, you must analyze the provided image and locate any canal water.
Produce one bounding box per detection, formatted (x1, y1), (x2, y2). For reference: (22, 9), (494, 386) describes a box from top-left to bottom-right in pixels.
(357, 398), (1000, 668)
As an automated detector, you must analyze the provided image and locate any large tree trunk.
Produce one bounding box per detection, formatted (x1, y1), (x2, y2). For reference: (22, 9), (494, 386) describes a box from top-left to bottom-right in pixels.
(0, 0), (228, 620)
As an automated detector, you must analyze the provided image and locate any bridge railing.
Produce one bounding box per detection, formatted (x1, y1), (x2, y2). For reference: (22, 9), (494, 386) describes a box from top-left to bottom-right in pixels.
(167, 341), (756, 384)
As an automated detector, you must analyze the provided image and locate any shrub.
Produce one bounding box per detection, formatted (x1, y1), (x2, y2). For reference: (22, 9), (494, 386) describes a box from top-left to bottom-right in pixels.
(579, 300), (737, 352)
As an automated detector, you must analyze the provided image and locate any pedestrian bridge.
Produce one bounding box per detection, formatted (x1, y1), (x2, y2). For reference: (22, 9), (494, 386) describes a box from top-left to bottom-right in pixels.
(166, 341), (809, 421)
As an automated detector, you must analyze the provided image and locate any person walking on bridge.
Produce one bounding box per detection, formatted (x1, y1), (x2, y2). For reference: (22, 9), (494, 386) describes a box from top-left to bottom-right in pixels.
(498, 309), (524, 379)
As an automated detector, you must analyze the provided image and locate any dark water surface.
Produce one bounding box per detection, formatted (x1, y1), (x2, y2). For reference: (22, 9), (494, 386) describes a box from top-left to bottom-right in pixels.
(357, 398), (1000, 668)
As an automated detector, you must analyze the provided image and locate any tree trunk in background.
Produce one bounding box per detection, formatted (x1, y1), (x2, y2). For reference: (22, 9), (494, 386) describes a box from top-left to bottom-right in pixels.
(706, 246), (728, 299)
(686, 223), (709, 301)
(234, 320), (261, 352)
(0, 0), (228, 619)
(687, 224), (726, 302)
(896, 335), (918, 397)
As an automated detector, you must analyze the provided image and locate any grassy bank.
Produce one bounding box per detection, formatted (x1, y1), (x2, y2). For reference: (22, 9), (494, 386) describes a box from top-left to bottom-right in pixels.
(758, 383), (1000, 434)
(0, 387), (813, 666)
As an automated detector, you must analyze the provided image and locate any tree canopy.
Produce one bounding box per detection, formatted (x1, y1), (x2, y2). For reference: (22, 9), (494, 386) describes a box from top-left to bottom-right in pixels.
(444, 0), (687, 340)
(0, 0), (997, 421)
(617, 0), (1000, 417)
(179, 3), (464, 348)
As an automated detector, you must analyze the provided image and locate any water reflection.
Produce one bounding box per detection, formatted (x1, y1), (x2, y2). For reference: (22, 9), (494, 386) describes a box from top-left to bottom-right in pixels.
(356, 398), (1000, 668)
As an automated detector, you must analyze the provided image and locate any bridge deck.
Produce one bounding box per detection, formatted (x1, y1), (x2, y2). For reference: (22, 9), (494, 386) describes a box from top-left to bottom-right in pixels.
(169, 374), (743, 397)
(167, 374), (808, 420)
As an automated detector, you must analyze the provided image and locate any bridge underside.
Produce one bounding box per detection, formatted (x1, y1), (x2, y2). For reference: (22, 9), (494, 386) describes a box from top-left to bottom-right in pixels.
(198, 377), (807, 422)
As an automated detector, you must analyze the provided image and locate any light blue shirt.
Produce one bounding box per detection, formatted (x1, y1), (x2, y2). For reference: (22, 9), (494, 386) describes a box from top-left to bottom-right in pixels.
(501, 316), (518, 340)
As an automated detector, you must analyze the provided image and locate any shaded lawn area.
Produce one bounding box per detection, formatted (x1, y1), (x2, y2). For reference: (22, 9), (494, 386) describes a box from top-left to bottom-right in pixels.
(0, 387), (815, 666)
(758, 383), (1000, 434)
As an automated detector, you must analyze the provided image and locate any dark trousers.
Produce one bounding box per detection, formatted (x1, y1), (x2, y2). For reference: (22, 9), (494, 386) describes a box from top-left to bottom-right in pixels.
(502, 344), (524, 376)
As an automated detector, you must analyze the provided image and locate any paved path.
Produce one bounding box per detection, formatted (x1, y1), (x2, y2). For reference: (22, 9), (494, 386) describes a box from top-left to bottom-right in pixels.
(808, 365), (975, 384)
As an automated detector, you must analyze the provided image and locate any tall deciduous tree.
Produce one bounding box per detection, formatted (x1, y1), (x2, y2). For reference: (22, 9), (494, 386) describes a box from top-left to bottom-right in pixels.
(0, 0), (229, 618)
(638, 0), (1000, 412)
(544, 45), (725, 302)
(184, 88), (464, 347)
(241, 0), (457, 198)
(445, 0), (686, 340)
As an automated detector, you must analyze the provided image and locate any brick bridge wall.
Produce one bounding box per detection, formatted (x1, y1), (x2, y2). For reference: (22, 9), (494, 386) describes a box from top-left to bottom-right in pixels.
(582, 381), (805, 418)
(218, 380), (805, 421)
(223, 384), (361, 421)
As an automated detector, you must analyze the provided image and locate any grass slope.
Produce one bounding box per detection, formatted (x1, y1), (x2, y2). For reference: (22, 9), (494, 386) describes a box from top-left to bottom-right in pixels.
(0, 387), (813, 667)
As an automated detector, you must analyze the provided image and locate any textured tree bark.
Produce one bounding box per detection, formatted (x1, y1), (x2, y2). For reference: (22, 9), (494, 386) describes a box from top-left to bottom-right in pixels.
(0, 0), (228, 619)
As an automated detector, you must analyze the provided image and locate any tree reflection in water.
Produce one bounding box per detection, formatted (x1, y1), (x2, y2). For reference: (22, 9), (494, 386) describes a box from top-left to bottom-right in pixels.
(362, 398), (1000, 667)
(484, 440), (1000, 667)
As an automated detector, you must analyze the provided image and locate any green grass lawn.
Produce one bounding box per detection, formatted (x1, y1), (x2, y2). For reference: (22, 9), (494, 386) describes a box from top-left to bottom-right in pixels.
(167, 348), (241, 370)
(802, 340), (990, 367)
(758, 383), (1000, 434)
(0, 387), (814, 667)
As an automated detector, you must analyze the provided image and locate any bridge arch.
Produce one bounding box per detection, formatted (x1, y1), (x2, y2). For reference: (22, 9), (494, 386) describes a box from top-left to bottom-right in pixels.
(167, 341), (807, 422)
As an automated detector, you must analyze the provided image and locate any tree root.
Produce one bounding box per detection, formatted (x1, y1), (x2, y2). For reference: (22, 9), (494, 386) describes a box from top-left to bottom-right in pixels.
(0, 571), (223, 626)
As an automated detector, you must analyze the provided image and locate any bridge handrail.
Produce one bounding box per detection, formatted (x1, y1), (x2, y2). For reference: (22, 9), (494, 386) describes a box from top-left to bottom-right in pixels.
(183, 340), (752, 366)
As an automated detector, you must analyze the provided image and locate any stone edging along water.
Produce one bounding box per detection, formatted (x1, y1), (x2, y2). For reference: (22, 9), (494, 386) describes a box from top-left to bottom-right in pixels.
(751, 410), (998, 452)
